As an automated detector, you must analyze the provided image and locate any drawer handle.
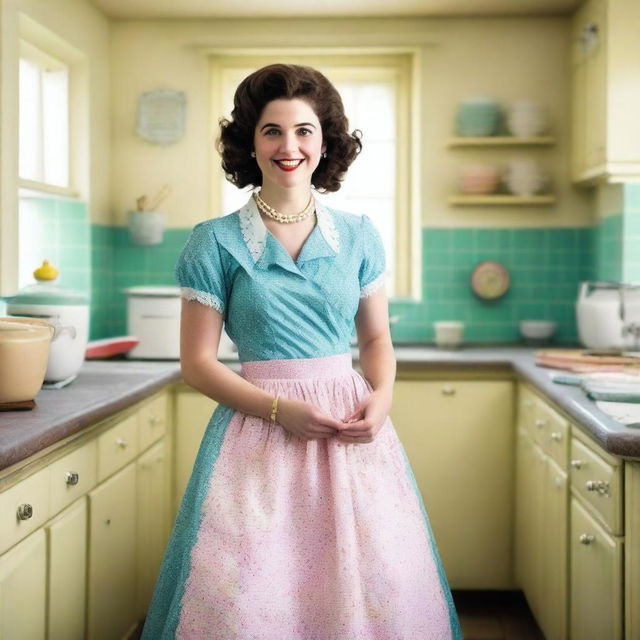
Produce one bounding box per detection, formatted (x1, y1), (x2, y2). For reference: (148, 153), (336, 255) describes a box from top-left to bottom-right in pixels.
(571, 459), (585, 469)
(585, 480), (610, 496)
(149, 415), (161, 425)
(550, 431), (562, 442)
(579, 533), (595, 545)
(116, 438), (128, 449)
(17, 503), (33, 520)
(65, 471), (79, 486)
(441, 386), (456, 396)
(535, 418), (547, 429)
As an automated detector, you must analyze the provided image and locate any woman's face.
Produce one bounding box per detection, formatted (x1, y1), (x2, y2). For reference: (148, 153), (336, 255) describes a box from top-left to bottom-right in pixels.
(253, 98), (326, 193)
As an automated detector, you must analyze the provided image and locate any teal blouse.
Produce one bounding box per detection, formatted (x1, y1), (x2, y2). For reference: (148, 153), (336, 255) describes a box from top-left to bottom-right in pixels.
(174, 195), (386, 362)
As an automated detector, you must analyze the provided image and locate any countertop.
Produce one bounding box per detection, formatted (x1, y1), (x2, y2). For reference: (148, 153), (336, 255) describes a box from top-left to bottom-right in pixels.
(1, 346), (639, 472)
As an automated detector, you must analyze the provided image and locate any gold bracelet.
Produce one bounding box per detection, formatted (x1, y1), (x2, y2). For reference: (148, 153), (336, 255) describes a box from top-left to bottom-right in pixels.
(270, 395), (279, 422)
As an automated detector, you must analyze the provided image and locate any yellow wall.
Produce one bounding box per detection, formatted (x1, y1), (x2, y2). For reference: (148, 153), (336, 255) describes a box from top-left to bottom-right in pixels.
(110, 16), (591, 229)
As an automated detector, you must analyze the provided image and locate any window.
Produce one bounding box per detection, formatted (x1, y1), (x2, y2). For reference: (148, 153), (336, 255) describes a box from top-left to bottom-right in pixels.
(211, 52), (421, 300)
(19, 40), (70, 188)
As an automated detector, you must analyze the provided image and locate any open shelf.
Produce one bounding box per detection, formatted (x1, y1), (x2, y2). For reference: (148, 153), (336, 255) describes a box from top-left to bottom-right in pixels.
(448, 195), (556, 206)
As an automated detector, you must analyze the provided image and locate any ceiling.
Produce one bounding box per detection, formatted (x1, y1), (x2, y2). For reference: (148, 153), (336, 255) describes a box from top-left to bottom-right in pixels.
(90, 0), (582, 20)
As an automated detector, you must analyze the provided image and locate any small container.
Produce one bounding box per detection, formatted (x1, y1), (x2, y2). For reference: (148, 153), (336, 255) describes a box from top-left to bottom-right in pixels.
(434, 321), (464, 348)
(129, 210), (166, 245)
(519, 320), (557, 344)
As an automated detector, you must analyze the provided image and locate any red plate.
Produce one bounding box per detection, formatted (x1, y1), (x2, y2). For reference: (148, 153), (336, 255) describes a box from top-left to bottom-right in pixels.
(85, 336), (139, 359)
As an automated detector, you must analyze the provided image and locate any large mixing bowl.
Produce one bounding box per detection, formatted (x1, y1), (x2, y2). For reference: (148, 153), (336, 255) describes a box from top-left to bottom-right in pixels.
(0, 317), (54, 404)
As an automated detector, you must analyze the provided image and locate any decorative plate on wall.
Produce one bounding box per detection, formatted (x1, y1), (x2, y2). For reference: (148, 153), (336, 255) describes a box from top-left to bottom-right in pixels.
(136, 88), (186, 145)
(470, 261), (510, 300)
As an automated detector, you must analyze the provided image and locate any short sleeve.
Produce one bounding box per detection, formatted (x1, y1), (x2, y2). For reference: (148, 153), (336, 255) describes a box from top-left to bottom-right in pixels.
(174, 222), (227, 314)
(358, 214), (387, 298)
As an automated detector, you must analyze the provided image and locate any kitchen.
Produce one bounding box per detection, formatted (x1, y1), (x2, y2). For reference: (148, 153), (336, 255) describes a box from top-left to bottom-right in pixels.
(1, 0), (640, 638)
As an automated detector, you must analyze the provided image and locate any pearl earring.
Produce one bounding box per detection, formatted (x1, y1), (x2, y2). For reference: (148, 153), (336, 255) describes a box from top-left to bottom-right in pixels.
(322, 152), (327, 159)
(250, 151), (256, 158)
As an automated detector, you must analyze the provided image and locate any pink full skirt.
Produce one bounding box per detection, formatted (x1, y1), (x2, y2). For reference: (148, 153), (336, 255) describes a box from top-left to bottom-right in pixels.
(175, 353), (457, 639)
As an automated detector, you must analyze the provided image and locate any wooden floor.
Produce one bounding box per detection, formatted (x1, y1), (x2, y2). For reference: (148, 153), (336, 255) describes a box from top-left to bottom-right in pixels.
(453, 590), (544, 640)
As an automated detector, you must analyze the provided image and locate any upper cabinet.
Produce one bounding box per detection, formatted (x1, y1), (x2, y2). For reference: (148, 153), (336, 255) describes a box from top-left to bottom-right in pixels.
(571, 0), (640, 184)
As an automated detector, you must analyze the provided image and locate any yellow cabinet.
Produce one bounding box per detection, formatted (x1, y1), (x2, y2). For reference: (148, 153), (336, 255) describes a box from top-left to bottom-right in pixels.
(626, 463), (640, 640)
(571, 0), (640, 183)
(515, 386), (569, 640)
(46, 497), (87, 640)
(0, 528), (46, 639)
(136, 440), (170, 619)
(570, 496), (623, 640)
(139, 393), (168, 452)
(174, 388), (218, 508)
(391, 377), (514, 589)
(88, 462), (138, 640)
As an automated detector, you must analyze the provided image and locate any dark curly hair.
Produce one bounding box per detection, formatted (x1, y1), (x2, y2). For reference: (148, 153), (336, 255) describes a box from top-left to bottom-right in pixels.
(217, 64), (362, 193)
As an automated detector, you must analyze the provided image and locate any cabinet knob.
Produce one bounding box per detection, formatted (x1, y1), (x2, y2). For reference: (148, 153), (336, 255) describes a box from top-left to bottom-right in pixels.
(535, 418), (547, 429)
(585, 480), (610, 496)
(550, 431), (562, 442)
(116, 438), (128, 449)
(441, 386), (456, 396)
(17, 503), (33, 520)
(579, 533), (595, 545)
(149, 414), (161, 425)
(64, 471), (79, 485)
(570, 459), (585, 469)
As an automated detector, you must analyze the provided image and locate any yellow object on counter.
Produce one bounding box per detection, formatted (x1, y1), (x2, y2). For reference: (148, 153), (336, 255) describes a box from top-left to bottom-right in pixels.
(33, 259), (59, 281)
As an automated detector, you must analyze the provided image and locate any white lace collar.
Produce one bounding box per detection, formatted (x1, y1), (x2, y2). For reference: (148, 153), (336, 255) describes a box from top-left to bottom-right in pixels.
(238, 193), (340, 263)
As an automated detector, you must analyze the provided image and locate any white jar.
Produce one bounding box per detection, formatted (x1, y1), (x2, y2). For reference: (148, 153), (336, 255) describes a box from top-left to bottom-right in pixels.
(434, 321), (465, 348)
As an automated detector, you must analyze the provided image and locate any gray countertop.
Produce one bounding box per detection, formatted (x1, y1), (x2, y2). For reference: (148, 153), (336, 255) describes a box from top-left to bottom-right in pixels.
(1, 346), (639, 472)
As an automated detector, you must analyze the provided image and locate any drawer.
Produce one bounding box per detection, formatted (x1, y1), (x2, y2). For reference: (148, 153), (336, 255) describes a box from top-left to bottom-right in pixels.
(97, 414), (139, 482)
(50, 440), (98, 515)
(570, 437), (623, 535)
(138, 393), (168, 451)
(0, 466), (51, 554)
(539, 401), (570, 470)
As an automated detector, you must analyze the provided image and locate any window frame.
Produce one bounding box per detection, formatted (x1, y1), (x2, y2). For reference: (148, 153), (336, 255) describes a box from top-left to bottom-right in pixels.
(209, 48), (422, 301)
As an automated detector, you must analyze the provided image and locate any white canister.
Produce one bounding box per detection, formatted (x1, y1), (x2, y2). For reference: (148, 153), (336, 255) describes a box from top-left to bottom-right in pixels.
(434, 321), (465, 348)
(124, 286), (181, 359)
(7, 260), (89, 382)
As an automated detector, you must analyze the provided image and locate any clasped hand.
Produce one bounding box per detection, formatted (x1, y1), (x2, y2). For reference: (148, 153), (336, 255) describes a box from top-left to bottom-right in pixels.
(275, 390), (391, 444)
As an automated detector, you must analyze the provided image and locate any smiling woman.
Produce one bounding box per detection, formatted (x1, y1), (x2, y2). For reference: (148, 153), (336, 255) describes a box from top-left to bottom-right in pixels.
(141, 63), (461, 640)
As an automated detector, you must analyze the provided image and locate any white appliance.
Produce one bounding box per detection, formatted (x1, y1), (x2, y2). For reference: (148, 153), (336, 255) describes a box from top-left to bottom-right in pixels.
(576, 281), (640, 350)
(125, 286), (181, 359)
(124, 286), (238, 360)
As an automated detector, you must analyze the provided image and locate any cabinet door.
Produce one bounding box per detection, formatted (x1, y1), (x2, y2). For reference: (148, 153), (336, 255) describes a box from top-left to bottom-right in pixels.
(0, 529), (46, 639)
(136, 440), (169, 619)
(625, 463), (640, 640)
(174, 391), (217, 508)
(88, 463), (137, 640)
(391, 379), (514, 589)
(540, 458), (568, 640)
(570, 497), (623, 640)
(46, 497), (87, 640)
(515, 428), (536, 597)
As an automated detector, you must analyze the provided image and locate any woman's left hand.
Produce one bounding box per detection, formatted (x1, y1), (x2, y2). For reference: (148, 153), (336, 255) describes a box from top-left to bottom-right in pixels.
(337, 388), (392, 444)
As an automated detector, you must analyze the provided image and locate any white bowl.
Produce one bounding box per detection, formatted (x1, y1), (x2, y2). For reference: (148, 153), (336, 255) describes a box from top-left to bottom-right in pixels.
(519, 320), (557, 341)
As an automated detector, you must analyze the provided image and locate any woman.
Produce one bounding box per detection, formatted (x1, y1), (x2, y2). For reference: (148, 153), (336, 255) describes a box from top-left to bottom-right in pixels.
(142, 63), (461, 639)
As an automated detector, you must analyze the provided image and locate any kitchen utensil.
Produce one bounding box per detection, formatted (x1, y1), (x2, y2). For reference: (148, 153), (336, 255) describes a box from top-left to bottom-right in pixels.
(146, 184), (171, 211)
(85, 336), (140, 359)
(129, 210), (166, 245)
(0, 317), (54, 405)
(505, 160), (546, 196)
(455, 97), (501, 136)
(136, 195), (147, 211)
(458, 164), (500, 195)
(434, 321), (464, 348)
(506, 100), (548, 137)
(7, 260), (89, 383)
(576, 281), (640, 350)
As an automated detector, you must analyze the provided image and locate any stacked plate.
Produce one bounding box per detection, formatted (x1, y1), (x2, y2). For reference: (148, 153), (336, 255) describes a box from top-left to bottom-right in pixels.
(507, 100), (547, 137)
(458, 164), (500, 195)
(455, 97), (501, 136)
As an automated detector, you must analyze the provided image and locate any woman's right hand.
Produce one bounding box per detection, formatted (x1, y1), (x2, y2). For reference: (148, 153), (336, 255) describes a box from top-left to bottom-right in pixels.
(275, 397), (346, 441)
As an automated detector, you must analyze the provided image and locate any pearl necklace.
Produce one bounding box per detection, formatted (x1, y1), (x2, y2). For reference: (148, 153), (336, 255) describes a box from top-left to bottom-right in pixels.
(253, 191), (315, 224)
